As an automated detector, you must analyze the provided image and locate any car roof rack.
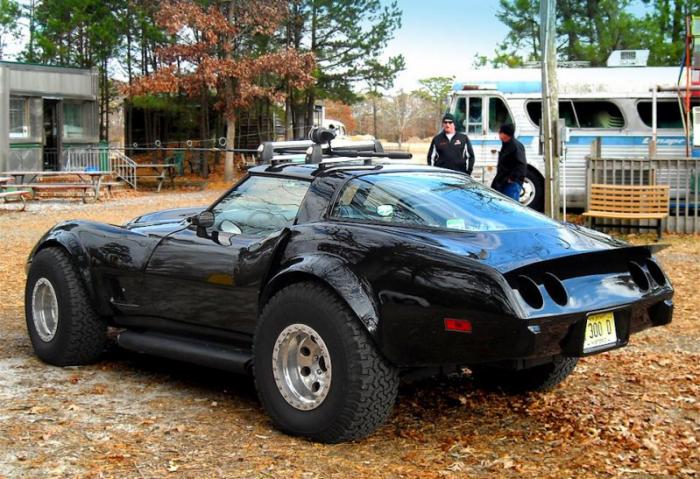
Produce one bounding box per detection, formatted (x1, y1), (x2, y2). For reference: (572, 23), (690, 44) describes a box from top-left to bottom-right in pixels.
(258, 127), (412, 172)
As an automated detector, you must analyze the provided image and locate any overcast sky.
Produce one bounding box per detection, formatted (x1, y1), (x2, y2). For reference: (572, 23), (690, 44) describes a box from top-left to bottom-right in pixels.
(381, 0), (509, 92)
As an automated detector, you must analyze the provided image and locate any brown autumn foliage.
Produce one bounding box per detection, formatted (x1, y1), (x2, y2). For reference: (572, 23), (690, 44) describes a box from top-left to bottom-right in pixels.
(127, 0), (315, 117)
(0, 187), (698, 477)
(324, 100), (356, 134)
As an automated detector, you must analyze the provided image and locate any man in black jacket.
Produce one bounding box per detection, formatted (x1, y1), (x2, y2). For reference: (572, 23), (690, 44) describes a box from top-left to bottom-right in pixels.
(427, 113), (475, 174)
(491, 123), (527, 201)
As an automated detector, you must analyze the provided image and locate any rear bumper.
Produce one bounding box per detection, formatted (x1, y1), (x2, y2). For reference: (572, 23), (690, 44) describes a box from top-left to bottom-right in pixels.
(379, 294), (673, 368)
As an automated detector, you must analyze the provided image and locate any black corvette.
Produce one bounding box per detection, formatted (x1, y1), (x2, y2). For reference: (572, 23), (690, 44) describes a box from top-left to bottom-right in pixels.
(25, 143), (673, 443)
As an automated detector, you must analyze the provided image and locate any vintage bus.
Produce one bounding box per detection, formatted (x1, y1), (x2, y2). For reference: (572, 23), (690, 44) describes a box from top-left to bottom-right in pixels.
(447, 66), (693, 210)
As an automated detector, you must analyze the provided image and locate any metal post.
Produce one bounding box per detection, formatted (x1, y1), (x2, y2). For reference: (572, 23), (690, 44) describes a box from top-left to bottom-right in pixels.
(540, 0), (560, 220)
(651, 85), (658, 157)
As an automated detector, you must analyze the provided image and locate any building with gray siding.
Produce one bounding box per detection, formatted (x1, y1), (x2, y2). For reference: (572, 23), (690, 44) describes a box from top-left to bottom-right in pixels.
(0, 62), (99, 172)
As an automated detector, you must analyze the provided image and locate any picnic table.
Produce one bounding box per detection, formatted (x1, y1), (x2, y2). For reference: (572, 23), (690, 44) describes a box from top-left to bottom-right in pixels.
(0, 170), (112, 201)
(0, 176), (32, 210)
(135, 163), (175, 192)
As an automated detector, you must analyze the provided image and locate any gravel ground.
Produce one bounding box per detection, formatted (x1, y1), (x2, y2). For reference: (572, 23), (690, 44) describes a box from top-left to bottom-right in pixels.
(0, 191), (698, 478)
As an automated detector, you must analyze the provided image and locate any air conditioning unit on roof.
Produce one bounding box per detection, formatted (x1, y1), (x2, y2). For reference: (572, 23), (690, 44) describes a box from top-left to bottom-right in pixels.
(606, 50), (649, 67)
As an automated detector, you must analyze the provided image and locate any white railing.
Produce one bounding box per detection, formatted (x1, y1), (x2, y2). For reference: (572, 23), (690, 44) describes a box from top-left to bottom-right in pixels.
(61, 147), (107, 172)
(61, 147), (137, 189)
(587, 156), (700, 234)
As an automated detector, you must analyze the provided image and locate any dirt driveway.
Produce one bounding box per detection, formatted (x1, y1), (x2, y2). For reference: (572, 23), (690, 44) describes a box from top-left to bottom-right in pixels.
(0, 192), (698, 478)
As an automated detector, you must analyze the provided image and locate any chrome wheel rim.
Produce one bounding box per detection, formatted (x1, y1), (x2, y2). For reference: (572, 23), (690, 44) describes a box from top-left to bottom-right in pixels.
(32, 278), (59, 342)
(520, 178), (535, 206)
(272, 324), (332, 411)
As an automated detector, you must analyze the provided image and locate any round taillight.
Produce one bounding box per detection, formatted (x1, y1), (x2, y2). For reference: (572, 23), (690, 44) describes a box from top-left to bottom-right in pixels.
(645, 259), (667, 286)
(628, 261), (649, 291)
(543, 273), (568, 306)
(517, 275), (544, 309)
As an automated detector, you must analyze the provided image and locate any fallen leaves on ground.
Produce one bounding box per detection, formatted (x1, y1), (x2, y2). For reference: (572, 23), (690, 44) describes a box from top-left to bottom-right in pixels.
(0, 192), (698, 478)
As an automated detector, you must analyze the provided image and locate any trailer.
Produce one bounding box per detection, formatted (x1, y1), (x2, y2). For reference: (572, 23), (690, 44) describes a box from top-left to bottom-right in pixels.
(0, 62), (99, 172)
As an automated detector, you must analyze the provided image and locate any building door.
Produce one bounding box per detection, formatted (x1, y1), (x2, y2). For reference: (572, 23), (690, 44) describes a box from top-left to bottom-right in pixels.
(43, 99), (61, 170)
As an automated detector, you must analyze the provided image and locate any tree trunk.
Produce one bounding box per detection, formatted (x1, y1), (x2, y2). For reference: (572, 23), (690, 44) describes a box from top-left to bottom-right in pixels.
(372, 97), (378, 139)
(225, 117), (236, 182)
(285, 90), (293, 140)
(199, 88), (209, 178)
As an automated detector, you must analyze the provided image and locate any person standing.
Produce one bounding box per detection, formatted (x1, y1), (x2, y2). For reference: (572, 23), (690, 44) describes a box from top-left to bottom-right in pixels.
(427, 113), (475, 175)
(492, 123), (527, 202)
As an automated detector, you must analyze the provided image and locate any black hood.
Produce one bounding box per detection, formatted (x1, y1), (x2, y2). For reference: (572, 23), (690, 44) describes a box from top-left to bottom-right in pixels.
(126, 207), (206, 227)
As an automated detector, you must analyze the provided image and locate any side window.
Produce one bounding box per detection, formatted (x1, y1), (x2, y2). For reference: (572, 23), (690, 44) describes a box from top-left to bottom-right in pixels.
(488, 97), (514, 132)
(573, 101), (625, 128)
(559, 100), (578, 127)
(467, 97), (483, 134)
(10, 97), (28, 139)
(455, 98), (467, 133)
(453, 97), (483, 134)
(332, 178), (440, 228)
(212, 176), (310, 236)
(63, 101), (97, 139)
(637, 101), (684, 129)
(526, 100), (578, 127)
(526, 101), (542, 127)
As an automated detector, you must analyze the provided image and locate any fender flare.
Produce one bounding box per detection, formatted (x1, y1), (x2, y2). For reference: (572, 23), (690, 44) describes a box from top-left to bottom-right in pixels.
(27, 224), (105, 314)
(26, 222), (113, 316)
(261, 253), (381, 338)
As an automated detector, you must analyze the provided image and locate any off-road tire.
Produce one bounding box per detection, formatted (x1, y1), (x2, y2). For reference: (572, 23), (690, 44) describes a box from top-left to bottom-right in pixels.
(470, 356), (578, 394)
(25, 247), (106, 366)
(253, 282), (399, 443)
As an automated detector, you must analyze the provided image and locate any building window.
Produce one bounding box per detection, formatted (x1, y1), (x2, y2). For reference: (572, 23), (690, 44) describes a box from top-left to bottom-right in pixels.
(10, 97), (29, 139)
(63, 101), (89, 139)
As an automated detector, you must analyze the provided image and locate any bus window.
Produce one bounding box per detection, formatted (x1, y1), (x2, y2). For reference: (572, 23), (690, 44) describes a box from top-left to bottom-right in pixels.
(488, 97), (513, 132)
(559, 101), (578, 127)
(573, 101), (625, 128)
(526, 100), (578, 127)
(468, 97), (483, 134)
(637, 101), (685, 129)
(455, 98), (467, 133)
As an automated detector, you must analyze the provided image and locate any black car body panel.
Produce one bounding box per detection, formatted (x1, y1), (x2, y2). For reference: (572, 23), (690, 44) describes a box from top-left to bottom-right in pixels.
(27, 163), (674, 369)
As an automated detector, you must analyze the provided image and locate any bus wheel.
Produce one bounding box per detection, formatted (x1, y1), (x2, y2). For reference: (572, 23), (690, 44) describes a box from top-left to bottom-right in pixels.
(520, 169), (544, 212)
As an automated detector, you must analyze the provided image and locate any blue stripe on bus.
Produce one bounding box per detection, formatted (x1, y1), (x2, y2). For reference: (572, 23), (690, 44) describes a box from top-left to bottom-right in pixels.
(470, 136), (684, 147)
(566, 136), (685, 146)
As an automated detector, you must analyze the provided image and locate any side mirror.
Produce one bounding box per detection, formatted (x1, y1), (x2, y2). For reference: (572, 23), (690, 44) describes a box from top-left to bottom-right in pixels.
(191, 211), (215, 228)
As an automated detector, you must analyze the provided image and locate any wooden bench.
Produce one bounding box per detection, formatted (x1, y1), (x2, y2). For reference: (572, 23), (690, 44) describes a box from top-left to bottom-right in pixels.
(583, 184), (670, 239)
(2, 183), (95, 203)
(0, 190), (32, 211)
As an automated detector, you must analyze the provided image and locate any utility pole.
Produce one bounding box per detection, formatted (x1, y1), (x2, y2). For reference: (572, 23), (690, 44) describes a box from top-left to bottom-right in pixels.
(540, 0), (561, 219)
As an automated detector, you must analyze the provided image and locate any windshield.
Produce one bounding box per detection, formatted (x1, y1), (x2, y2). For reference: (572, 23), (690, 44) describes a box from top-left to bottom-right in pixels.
(331, 172), (558, 232)
(212, 176), (310, 236)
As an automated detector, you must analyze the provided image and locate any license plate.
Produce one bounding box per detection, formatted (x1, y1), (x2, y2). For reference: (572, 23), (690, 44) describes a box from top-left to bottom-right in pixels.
(583, 312), (617, 351)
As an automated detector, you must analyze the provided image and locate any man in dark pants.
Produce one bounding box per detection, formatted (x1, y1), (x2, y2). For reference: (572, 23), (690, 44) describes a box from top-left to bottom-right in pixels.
(427, 113), (475, 175)
(492, 123), (527, 201)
